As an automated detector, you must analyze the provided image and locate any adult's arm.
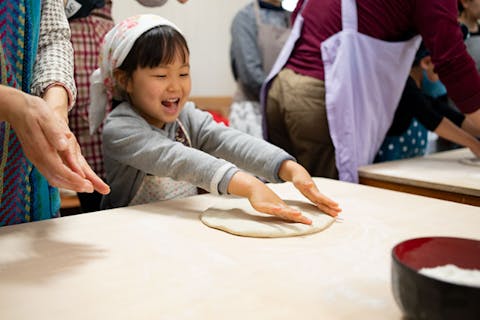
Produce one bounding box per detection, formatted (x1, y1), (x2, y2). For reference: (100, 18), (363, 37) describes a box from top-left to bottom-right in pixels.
(0, 85), (104, 193)
(25, 0), (109, 194)
(434, 118), (480, 157)
(32, 0), (76, 108)
(415, 0), (480, 115)
(230, 5), (266, 98)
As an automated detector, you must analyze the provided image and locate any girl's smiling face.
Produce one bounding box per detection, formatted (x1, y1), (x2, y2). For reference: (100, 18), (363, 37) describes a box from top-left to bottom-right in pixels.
(125, 53), (191, 128)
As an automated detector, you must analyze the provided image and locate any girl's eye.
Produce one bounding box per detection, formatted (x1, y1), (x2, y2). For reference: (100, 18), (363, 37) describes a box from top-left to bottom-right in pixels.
(155, 75), (167, 78)
(180, 73), (189, 77)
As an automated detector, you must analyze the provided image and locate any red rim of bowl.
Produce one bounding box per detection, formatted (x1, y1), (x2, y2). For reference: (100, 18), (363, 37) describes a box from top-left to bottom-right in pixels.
(392, 236), (480, 288)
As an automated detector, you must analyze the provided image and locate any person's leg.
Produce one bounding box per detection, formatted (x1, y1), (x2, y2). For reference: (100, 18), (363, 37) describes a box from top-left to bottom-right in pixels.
(266, 71), (295, 156)
(77, 191), (102, 213)
(266, 69), (338, 178)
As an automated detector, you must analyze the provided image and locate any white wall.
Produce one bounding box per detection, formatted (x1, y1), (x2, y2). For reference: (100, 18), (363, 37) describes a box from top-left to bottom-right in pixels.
(112, 0), (252, 97)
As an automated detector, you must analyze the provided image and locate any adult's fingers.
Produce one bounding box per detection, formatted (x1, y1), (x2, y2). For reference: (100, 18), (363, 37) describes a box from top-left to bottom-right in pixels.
(14, 120), (94, 192)
(78, 156), (110, 195)
(36, 106), (70, 152)
(29, 145), (94, 192)
(57, 135), (110, 194)
(39, 160), (95, 192)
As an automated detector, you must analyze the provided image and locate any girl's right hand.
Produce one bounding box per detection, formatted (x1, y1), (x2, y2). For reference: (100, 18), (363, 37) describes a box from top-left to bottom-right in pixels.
(228, 171), (312, 225)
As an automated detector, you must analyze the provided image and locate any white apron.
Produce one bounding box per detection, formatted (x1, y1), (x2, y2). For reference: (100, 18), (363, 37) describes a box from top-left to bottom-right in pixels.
(129, 120), (198, 206)
(261, 0), (420, 182)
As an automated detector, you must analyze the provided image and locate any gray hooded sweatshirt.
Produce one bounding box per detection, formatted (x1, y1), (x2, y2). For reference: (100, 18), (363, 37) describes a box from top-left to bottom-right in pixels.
(101, 101), (294, 209)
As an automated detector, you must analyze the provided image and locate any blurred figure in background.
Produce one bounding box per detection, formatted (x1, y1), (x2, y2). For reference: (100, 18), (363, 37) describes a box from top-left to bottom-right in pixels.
(229, 0), (291, 138)
(262, 0), (480, 183)
(458, 0), (480, 72)
(375, 43), (480, 162)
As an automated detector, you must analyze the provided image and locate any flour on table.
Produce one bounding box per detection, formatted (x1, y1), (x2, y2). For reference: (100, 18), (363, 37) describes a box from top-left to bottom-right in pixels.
(200, 198), (335, 238)
(459, 157), (480, 167)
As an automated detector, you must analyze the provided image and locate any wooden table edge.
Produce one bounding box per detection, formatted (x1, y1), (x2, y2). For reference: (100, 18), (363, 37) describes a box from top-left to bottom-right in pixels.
(359, 176), (480, 207)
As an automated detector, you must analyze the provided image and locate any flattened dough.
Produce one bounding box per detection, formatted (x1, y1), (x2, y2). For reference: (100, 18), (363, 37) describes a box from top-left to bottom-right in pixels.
(459, 157), (480, 167)
(200, 198), (335, 238)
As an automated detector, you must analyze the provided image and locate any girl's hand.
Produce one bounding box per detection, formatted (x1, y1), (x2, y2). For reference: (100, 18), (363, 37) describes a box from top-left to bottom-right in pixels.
(279, 160), (341, 217)
(228, 171), (312, 225)
(248, 182), (312, 225)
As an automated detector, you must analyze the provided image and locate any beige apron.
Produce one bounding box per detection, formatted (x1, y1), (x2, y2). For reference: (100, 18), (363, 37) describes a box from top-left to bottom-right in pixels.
(230, 1), (291, 138)
(255, 0), (291, 75)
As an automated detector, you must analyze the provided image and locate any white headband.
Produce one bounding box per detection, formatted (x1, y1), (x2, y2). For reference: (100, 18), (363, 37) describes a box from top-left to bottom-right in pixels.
(89, 14), (181, 134)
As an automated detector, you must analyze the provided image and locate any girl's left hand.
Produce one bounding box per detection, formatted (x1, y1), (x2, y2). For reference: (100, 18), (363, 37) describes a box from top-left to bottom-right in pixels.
(279, 160), (342, 217)
(228, 171), (312, 225)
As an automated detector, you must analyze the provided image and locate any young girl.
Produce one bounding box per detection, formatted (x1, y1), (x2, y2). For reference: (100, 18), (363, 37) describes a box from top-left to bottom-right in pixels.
(89, 14), (341, 224)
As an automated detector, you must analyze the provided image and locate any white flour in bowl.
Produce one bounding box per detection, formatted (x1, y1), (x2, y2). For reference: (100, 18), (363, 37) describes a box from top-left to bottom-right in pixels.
(419, 264), (480, 287)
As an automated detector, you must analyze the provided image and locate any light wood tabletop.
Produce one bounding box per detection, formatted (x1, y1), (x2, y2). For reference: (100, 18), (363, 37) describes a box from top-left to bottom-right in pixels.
(358, 148), (480, 206)
(0, 178), (479, 320)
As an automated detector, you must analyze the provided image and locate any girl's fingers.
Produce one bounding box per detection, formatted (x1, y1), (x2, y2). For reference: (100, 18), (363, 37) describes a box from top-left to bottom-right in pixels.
(316, 203), (342, 217)
(297, 181), (341, 211)
(257, 203), (312, 225)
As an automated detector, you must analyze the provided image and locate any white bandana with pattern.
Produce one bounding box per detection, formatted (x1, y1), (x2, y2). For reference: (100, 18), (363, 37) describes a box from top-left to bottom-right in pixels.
(89, 14), (181, 134)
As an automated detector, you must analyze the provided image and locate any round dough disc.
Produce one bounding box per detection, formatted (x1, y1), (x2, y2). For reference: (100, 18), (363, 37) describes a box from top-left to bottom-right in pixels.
(200, 198), (335, 238)
(459, 157), (480, 167)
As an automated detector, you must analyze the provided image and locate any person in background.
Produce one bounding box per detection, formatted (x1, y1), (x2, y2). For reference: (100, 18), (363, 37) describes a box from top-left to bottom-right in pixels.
(0, 0), (109, 226)
(458, 0), (480, 72)
(67, 0), (188, 213)
(229, 0), (291, 138)
(262, 0), (480, 183)
(90, 14), (341, 224)
(375, 44), (480, 162)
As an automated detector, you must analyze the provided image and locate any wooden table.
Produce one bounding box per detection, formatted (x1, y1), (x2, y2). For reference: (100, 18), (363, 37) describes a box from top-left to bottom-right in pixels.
(358, 148), (480, 206)
(0, 178), (479, 320)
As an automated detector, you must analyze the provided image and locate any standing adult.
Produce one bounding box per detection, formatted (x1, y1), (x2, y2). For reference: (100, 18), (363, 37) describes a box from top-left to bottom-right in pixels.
(68, 0), (189, 212)
(0, 0), (109, 226)
(229, 0), (291, 138)
(262, 0), (480, 183)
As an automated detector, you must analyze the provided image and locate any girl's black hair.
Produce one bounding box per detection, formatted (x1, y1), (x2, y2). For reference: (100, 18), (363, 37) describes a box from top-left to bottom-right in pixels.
(459, 0), (465, 14)
(118, 25), (189, 77)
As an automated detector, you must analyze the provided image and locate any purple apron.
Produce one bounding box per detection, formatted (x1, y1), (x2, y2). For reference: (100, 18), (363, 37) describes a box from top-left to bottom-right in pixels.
(261, 0), (421, 183)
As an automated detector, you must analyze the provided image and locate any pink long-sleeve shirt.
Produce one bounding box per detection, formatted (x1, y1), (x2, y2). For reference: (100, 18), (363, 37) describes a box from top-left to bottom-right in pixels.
(286, 0), (480, 113)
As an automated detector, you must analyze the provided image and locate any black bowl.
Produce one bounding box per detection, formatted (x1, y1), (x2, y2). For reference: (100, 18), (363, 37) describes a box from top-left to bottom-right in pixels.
(391, 237), (480, 320)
